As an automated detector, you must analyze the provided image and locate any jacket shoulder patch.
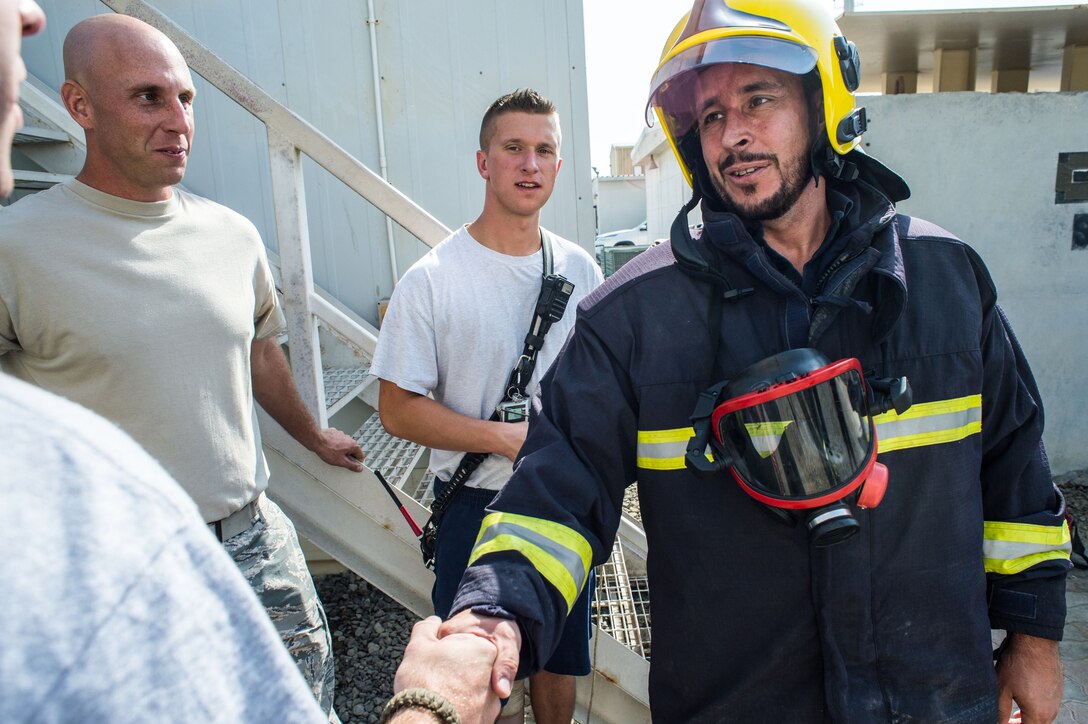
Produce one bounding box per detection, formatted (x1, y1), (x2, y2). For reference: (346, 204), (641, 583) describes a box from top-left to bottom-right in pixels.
(580, 242), (675, 312)
(896, 214), (960, 242)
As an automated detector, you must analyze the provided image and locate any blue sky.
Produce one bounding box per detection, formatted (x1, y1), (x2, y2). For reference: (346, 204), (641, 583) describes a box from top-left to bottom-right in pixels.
(582, 0), (1082, 173)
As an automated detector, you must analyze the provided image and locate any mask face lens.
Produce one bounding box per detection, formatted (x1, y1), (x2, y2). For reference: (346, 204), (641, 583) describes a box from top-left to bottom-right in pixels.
(716, 366), (872, 506)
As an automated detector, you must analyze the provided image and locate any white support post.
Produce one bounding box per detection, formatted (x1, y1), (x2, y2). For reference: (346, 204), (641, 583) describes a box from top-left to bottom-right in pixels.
(267, 128), (328, 428)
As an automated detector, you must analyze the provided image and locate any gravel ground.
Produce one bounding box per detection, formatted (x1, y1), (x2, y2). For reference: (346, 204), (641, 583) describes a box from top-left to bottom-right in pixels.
(316, 469), (1088, 722)
(313, 574), (415, 723)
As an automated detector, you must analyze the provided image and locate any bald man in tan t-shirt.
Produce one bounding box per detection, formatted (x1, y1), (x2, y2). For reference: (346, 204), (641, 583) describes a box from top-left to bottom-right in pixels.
(0, 15), (362, 717)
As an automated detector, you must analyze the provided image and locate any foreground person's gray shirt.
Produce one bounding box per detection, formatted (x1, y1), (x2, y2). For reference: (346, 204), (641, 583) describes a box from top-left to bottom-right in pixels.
(0, 374), (325, 723)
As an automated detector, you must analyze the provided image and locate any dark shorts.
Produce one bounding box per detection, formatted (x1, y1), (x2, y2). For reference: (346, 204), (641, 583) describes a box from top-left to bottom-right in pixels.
(430, 481), (594, 676)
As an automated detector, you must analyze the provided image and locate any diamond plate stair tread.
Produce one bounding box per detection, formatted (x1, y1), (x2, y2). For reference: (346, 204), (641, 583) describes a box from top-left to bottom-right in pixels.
(323, 365), (371, 408)
(353, 413), (422, 488)
(410, 470), (436, 507)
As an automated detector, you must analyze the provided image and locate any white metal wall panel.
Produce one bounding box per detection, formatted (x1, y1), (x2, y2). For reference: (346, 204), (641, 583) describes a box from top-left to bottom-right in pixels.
(380, 1), (594, 268)
(594, 176), (646, 235)
(22, 0), (593, 325)
(862, 91), (1088, 474)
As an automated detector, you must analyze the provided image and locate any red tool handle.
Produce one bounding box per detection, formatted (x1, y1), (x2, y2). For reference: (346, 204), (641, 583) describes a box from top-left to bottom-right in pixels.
(375, 470), (424, 538)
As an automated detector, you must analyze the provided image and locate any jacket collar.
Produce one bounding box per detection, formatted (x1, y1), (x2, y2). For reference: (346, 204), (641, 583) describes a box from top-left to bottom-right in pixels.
(686, 171), (908, 344)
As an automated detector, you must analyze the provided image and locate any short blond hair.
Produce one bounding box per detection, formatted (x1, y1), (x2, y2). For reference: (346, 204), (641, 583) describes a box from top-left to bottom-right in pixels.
(479, 88), (557, 151)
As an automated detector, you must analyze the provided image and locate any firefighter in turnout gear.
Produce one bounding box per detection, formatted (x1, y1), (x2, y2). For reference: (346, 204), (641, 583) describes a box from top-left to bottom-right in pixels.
(411, 1), (1072, 721)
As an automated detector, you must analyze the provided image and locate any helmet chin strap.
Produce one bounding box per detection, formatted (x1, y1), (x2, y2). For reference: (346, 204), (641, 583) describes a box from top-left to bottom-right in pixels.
(810, 136), (858, 185)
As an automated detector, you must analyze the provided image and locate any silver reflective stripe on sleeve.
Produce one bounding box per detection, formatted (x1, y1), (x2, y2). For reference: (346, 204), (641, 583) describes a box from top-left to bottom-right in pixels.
(983, 520), (1072, 575)
(468, 512), (592, 612)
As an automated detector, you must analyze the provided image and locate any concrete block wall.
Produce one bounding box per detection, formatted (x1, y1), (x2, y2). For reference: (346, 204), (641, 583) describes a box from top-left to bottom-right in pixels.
(861, 91), (1088, 474)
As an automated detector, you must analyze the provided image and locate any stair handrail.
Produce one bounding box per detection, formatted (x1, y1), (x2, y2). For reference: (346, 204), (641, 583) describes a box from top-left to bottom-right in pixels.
(100, 0), (450, 251)
(97, 0), (449, 422)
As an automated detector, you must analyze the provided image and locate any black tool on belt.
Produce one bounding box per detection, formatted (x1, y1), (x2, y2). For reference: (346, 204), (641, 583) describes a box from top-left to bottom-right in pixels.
(418, 233), (574, 569)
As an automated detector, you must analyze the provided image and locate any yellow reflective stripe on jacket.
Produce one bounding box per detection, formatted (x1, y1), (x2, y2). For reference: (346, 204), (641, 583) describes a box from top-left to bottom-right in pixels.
(637, 395), (983, 470)
(874, 394), (982, 453)
(469, 512), (593, 613)
(636, 427), (692, 471)
(983, 520), (1072, 575)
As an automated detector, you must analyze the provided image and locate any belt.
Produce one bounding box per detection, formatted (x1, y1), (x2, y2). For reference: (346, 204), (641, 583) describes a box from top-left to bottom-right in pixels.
(208, 492), (264, 543)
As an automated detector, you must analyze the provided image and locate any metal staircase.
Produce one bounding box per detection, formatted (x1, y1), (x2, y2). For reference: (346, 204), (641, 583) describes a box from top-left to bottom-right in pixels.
(6, 80), (83, 204)
(15, 2), (654, 720)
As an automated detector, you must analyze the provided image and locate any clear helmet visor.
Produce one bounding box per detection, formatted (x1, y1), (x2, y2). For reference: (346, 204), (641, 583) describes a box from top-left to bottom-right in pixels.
(712, 362), (874, 508)
(646, 35), (818, 129)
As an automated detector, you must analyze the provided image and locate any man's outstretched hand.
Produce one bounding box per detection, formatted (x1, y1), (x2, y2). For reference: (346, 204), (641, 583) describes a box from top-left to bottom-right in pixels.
(438, 609), (523, 700)
(392, 616), (501, 724)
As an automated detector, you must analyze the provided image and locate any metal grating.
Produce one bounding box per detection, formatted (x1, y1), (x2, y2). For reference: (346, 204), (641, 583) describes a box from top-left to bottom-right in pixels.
(408, 470), (436, 506)
(323, 365), (371, 409)
(628, 574), (651, 660)
(353, 413), (423, 488)
(593, 540), (651, 660)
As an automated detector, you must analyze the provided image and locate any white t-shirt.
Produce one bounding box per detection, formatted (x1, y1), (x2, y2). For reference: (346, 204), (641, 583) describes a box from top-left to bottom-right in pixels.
(371, 225), (602, 491)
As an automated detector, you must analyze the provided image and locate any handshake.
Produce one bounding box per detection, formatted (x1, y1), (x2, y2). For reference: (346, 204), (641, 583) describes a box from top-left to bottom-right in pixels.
(387, 610), (522, 724)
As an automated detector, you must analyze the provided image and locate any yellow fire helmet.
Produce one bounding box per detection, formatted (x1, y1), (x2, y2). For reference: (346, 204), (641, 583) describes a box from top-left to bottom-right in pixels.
(647, 0), (867, 188)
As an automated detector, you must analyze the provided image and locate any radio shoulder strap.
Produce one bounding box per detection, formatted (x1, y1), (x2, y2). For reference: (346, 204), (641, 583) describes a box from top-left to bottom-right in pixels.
(541, 227), (554, 276)
(420, 231), (568, 567)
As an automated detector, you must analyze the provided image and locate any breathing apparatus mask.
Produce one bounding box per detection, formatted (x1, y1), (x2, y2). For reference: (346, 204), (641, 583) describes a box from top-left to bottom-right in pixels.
(687, 348), (911, 546)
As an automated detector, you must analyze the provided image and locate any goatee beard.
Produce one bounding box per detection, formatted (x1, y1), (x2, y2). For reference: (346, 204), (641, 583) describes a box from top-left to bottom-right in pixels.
(713, 149), (813, 221)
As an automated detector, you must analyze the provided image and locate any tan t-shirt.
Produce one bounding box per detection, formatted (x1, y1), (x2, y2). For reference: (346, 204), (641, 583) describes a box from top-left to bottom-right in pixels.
(0, 180), (286, 521)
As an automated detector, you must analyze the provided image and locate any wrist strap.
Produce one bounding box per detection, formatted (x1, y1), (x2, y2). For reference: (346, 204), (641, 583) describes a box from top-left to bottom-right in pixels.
(379, 688), (461, 724)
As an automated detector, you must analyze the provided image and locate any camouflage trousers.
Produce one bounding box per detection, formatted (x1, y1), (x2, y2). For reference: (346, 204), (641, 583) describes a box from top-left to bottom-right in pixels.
(223, 496), (335, 717)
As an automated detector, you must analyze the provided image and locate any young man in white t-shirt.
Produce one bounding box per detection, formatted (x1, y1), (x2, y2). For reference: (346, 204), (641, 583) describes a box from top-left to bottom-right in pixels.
(372, 89), (602, 724)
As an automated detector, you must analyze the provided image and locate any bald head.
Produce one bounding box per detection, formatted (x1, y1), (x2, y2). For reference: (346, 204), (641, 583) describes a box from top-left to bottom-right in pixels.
(60, 13), (196, 202)
(63, 14), (185, 91)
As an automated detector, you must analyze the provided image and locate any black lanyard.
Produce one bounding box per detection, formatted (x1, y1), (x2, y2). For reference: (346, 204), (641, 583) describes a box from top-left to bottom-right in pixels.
(418, 231), (574, 569)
